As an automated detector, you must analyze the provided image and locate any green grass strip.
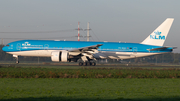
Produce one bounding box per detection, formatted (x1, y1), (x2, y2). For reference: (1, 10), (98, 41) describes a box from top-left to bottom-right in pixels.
(0, 78), (180, 101)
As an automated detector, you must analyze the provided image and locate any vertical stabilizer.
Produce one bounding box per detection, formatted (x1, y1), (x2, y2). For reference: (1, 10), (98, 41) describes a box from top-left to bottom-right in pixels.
(141, 18), (174, 46)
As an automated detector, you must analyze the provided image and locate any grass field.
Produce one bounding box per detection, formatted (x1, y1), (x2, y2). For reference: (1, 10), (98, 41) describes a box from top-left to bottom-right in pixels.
(0, 78), (180, 101)
(1, 65), (180, 100)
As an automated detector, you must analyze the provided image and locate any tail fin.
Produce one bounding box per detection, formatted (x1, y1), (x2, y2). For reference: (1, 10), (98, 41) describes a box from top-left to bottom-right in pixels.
(141, 18), (174, 46)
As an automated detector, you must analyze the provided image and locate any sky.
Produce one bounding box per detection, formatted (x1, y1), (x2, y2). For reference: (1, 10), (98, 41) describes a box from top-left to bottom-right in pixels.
(0, 0), (180, 52)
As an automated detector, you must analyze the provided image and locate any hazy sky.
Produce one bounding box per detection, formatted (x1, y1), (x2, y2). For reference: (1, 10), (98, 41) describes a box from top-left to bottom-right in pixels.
(0, 0), (180, 52)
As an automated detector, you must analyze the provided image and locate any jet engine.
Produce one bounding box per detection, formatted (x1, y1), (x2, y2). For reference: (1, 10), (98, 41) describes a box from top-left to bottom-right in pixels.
(51, 50), (69, 62)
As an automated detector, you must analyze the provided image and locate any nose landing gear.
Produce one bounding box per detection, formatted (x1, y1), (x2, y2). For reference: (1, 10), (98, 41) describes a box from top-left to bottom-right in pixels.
(13, 55), (19, 64)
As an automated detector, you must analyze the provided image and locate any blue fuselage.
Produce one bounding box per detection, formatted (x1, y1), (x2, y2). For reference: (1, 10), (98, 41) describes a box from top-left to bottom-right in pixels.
(2, 40), (172, 53)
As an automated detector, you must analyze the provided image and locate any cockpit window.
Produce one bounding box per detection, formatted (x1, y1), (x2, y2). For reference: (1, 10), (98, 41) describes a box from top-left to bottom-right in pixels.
(6, 45), (10, 47)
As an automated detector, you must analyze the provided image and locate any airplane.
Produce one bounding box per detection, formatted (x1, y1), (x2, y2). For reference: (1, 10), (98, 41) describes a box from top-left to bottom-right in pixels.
(2, 18), (176, 66)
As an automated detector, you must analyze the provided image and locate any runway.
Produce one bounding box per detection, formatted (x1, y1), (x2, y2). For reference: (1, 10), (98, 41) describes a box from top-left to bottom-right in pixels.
(0, 62), (180, 69)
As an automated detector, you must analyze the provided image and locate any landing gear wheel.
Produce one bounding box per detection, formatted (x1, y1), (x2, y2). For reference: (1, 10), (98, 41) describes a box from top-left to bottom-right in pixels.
(79, 62), (83, 66)
(87, 62), (92, 66)
(78, 62), (96, 66)
(83, 62), (87, 66)
(91, 62), (96, 66)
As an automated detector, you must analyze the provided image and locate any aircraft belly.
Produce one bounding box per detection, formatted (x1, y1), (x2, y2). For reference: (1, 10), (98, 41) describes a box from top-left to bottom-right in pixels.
(69, 52), (81, 56)
(96, 51), (161, 60)
(95, 51), (132, 59)
(8, 50), (52, 57)
(102, 51), (132, 59)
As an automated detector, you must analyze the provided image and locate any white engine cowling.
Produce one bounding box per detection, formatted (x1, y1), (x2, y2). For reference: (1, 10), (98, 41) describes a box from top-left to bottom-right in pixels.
(51, 50), (69, 62)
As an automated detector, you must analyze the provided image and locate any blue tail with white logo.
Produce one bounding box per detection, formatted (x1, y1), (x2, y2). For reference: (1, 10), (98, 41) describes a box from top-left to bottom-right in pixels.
(141, 18), (174, 46)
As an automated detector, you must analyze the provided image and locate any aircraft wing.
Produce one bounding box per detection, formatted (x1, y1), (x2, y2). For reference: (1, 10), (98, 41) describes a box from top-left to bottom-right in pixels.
(69, 44), (103, 52)
(147, 46), (177, 51)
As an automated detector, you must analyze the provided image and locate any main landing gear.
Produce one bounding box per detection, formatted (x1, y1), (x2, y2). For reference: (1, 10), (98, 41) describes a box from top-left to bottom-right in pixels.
(79, 62), (96, 66)
(79, 55), (96, 66)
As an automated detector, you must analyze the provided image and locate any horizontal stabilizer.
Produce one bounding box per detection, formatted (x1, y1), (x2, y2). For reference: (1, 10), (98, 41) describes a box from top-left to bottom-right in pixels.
(147, 47), (177, 51)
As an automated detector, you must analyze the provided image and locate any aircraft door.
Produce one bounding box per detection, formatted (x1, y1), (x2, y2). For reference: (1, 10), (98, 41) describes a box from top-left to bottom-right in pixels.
(43, 44), (49, 56)
(44, 44), (49, 50)
(17, 43), (21, 51)
(133, 47), (137, 53)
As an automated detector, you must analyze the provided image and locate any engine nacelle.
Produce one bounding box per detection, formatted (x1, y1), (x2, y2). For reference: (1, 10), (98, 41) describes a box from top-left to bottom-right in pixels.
(51, 50), (69, 62)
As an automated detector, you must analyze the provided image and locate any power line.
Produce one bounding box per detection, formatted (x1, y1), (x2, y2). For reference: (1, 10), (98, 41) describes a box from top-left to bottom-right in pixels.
(0, 36), (77, 40)
(90, 28), (100, 41)
(0, 29), (76, 34)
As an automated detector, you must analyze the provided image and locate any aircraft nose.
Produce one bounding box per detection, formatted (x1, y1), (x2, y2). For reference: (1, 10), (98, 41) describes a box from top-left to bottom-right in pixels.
(2, 46), (7, 52)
